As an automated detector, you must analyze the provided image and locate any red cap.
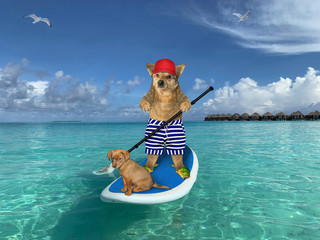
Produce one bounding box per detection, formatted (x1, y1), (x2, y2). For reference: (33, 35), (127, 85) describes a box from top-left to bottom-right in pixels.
(153, 59), (176, 76)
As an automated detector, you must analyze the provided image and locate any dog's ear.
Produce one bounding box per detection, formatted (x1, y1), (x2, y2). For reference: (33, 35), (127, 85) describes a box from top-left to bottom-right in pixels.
(121, 150), (131, 162)
(107, 150), (113, 161)
(175, 64), (185, 79)
(146, 63), (155, 77)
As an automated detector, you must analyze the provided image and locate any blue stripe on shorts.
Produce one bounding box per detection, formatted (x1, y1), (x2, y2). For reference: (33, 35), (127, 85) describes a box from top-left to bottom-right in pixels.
(145, 118), (186, 155)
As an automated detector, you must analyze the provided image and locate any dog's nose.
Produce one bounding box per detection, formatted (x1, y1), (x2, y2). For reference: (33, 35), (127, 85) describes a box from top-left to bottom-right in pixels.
(158, 80), (165, 88)
(112, 164), (117, 168)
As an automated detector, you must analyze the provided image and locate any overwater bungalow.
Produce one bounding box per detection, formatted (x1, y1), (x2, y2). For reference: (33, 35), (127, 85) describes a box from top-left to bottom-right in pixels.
(205, 114), (231, 121)
(232, 113), (241, 121)
(262, 112), (274, 121)
(240, 113), (250, 121)
(275, 112), (288, 121)
(204, 115), (214, 121)
(215, 114), (221, 121)
(306, 110), (320, 121)
(210, 114), (218, 121)
(219, 114), (226, 121)
(251, 112), (262, 121)
(290, 111), (305, 121)
(225, 114), (232, 121)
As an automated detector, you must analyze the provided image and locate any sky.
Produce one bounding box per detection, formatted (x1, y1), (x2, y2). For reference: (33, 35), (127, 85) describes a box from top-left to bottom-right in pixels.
(1, 0), (320, 122)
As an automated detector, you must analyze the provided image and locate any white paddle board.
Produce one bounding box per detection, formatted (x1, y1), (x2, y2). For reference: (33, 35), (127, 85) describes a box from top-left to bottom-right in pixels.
(100, 145), (198, 204)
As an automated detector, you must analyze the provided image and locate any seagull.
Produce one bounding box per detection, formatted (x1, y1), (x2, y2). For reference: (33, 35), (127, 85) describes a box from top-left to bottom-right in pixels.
(24, 14), (52, 27)
(232, 9), (251, 22)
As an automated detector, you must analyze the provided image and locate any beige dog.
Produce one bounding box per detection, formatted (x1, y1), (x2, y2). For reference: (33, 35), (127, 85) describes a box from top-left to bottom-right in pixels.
(107, 149), (171, 196)
(139, 59), (191, 179)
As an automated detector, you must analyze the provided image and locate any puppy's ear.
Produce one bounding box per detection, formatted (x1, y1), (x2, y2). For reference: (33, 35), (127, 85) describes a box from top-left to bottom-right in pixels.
(175, 64), (185, 79)
(146, 63), (155, 77)
(107, 150), (113, 161)
(121, 150), (131, 162)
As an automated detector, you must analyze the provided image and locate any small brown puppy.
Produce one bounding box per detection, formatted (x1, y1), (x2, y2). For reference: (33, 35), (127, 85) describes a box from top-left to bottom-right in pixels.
(107, 149), (171, 196)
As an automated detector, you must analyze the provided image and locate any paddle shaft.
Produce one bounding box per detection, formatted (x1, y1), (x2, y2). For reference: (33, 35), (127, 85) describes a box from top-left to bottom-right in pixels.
(127, 86), (214, 153)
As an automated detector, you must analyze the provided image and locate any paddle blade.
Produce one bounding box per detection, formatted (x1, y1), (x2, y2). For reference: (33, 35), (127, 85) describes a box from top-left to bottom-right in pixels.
(93, 164), (115, 175)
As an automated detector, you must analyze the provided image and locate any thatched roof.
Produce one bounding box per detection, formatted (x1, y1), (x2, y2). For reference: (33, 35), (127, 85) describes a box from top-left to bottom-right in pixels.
(307, 110), (320, 116)
(240, 113), (250, 120)
(276, 112), (288, 116)
(251, 112), (261, 117)
(291, 111), (304, 116)
(263, 112), (274, 117)
(232, 113), (240, 119)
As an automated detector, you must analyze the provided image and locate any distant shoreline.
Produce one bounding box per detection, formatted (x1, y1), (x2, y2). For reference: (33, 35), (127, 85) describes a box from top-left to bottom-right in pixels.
(51, 121), (83, 123)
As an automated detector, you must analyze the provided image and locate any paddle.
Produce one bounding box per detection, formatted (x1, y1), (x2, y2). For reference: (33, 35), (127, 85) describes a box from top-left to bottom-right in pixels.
(93, 86), (214, 175)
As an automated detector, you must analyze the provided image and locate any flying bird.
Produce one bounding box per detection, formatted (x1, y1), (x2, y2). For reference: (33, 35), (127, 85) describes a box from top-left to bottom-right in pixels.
(24, 14), (52, 27)
(232, 9), (251, 22)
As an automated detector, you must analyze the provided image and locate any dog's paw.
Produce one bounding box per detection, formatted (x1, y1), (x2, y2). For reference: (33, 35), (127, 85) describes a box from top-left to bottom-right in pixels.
(180, 101), (191, 112)
(120, 188), (127, 192)
(140, 99), (151, 111)
(125, 191), (132, 196)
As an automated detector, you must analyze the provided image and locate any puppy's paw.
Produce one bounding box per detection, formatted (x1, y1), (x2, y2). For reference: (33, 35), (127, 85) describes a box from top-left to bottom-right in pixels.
(140, 99), (151, 111)
(120, 188), (127, 192)
(180, 101), (191, 112)
(125, 191), (132, 196)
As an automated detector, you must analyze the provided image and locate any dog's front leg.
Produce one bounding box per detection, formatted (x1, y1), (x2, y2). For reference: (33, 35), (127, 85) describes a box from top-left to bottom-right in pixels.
(125, 178), (133, 196)
(121, 177), (128, 193)
(177, 88), (191, 112)
(139, 98), (151, 111)
(180, 100), (191, 112)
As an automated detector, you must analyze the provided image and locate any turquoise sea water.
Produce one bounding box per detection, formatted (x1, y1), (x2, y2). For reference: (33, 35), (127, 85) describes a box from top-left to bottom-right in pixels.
(1, 121), (320, 240)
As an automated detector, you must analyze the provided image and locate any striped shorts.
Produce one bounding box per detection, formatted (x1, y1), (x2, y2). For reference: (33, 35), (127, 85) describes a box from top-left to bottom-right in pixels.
(145, 118), (186, 155)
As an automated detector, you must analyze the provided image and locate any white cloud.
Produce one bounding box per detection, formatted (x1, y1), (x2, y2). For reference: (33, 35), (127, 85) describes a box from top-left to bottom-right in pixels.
(193, 78), (208, 91)
(0, 61), (111, 114)
(55, 70), (64, 78)
(121, 105), (146, 118)
(28, 81), (49, 97)
(0, 60), (148, 121)
(203, 67), (320, 114)
(128, 76), (143, 87)
(0, 60), (33, 109)
(178, 0), (320, 54)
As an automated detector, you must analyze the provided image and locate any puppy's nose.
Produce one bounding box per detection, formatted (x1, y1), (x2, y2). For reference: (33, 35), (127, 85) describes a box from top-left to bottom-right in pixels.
(158, 80), (165, 88)
(112, 163), (117, 168)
